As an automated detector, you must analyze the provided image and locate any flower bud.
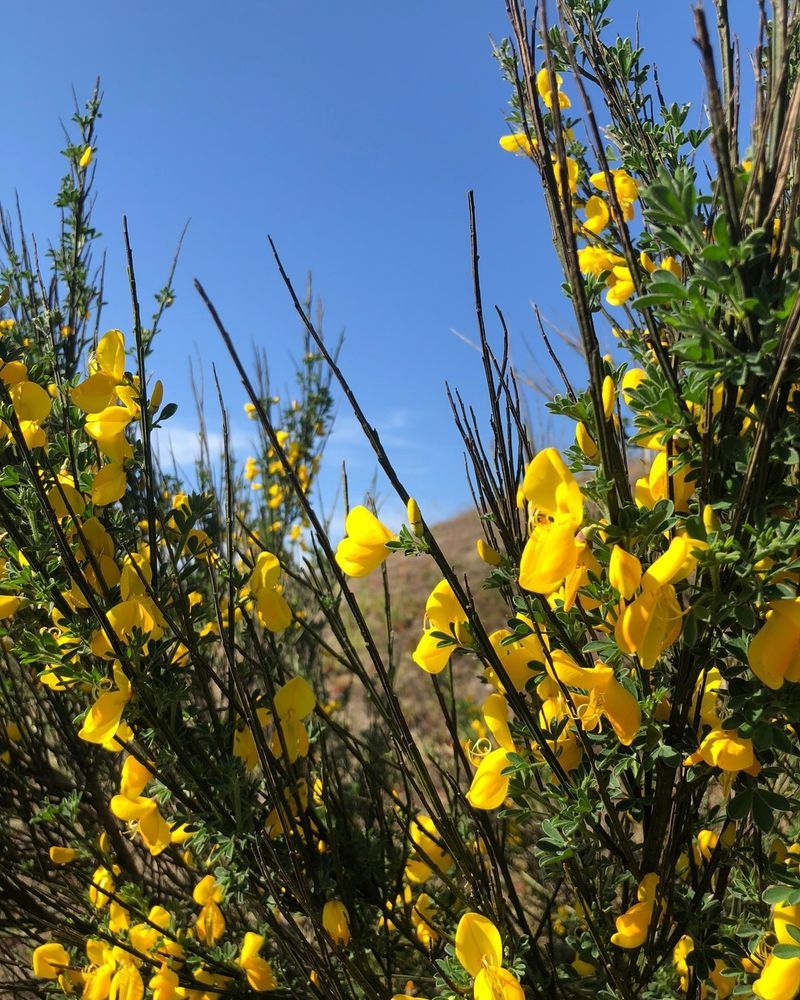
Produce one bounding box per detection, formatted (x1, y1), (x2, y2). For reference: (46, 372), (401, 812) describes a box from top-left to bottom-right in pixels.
(406, 497), (423, 537)
(476, 539), (502, 566)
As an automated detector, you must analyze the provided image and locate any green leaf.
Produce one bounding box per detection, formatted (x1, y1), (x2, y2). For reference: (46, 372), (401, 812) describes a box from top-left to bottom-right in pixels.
(772, 944), (800, 960)
(752, 793), (775, 833)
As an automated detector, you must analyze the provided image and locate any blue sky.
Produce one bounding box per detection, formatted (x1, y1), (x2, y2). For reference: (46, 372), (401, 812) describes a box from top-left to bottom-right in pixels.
(3, 1), (759, 526)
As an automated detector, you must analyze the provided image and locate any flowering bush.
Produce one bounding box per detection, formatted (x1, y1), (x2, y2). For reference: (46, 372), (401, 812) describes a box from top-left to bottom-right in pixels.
(3, 2), (800, 998)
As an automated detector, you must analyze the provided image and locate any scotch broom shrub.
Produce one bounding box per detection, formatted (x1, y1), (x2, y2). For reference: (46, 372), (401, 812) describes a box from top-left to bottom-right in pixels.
(3, 2), (800, 998)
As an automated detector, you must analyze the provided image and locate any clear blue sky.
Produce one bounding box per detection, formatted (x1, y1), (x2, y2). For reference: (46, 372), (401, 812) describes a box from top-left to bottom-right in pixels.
(3, 1), (758, 525)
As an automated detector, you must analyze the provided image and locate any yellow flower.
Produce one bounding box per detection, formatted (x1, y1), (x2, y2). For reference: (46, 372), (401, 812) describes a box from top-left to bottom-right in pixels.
(32, 942), (70, 979)
(334, 505), (396, 577)
(520, 518), (581, 595)
(486, 622), (546, 693)
(149, 964), (179, 1000)
(194, 875), (226, 945)
(661, 255), (682, 279)
(615, 583), (682, 669)
(536, 66), (571, 109)
(322, 899), (351, 946)
(609, 545), (642, 600)
(610, 873), (659, 948)
(409, 815), (452, 876)
(641, 535), (703, 593)
(582, 195), (609, 234)
(748, 598), (800, 689)
(91, 462), (126, 506)
(601, 375), (616, 419)
(78, 668), (132, 745)
(553, 156), (579, 196)
(621, 367), (646, 403)
(79, 146), (93, 168)
(49, 845), (78, 864)
(11, 379), (52, 423)
(710, 959), (735, 998)
(412, 579), (468, 674)
(590, 168), (639, 219)
(499, 133), (536, 156)
(634, 451), (695, 511)
(249, 551), (292, 632)
(606, 266), (635, 306)
(577, 245), (625, 277)
(84, 404), (133, 444)
(673, 935), (694, 992)
(0, 595), (22, 619)
(111, 794), (171, 855)
(455, 912), (524, 999)
(548, 651), (641, 745)
(522, 448), (583, 523)
(89, 865), (115, 909)
(270, 675), (315, 763)
(754, 955), (800, 999)
(684, 728), (757, 773)
(406, 496), (423, 536)
(455, 912), (502, 977)
(575, 420), (598, 460)
(239, 932), (277, 992)
(466, 748), (511, 810)
(476, 538), (502, 566)
(482, 692), (516, 752)
(71, 372), (119, 413)
(91, 329), (126, 382)
(518, 449), (584, 595)
(475, 966), (525, 1000)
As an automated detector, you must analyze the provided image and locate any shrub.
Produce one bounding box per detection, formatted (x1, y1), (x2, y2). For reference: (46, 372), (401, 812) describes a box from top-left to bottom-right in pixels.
(3, 2), (800, 998)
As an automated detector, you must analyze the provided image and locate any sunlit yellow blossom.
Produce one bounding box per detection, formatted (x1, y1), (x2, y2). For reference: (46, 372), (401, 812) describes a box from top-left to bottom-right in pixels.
(536, 66), (571, 109)
(406, 496), (423, 536)
(78, 667), (132, 745)
(412, 579), (468, 674)
(609, 545), (642, 600)
(466, 748), (511, 810)
(111, 793), (171, 855)
(0, 595), (22, 619)
(684, 728), (757, 772)
(239, 932), (277, 992)
(606, 266), (635, 306)
(634, 450), (695, 511)
(518, 448), (584, 595)
(334, 505), (396, 577)
(621, 367), (646, 403)
(32, 942), (70, 979)
(91, 461), (126, 506)
(748, 598), (800, 689)
(575, 420), (598, 459)
(548, 650), (641, 745)
(455, 912), (524, 999)
(476, 537), (502, 566)
(590, 168), (638, 220)
(615, 583), (682, 669)
(270, 675), (315, 763)
(89, 865), (115, 909)
(249, 551), (292, 632)
(194, 875), (226, 944)
(499, 132), (536, 156)
(610, 873), (659, 948)
(409, 815), (452, 876)
(49, 845), (78, 864)
(486, 622), (546, 693)
(482, 692), (516, 752)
